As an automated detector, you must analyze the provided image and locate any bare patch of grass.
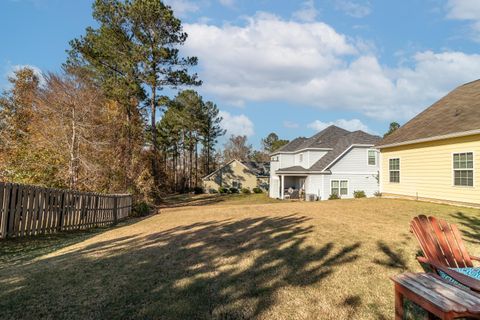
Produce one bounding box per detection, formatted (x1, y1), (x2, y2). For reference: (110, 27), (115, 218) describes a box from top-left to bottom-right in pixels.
(1, 198), (479, 319)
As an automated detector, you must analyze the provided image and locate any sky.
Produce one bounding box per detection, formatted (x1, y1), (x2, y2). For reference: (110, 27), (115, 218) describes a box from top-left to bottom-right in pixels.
(1, 0), (480, 148)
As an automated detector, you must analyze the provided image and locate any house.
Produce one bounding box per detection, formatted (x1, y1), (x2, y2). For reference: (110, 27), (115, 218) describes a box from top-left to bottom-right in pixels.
(376, 79), (480, 207)
(202, 159), (270, 192)
(269, 125), (381, 200)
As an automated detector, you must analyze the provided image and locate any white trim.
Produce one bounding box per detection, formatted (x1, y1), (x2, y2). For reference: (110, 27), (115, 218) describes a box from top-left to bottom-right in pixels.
(451, 151), (475, 188)
(323, 144), (375, 171)
(331, 171), (379, 175)
(330, 179), (349, 197)
(388, 157), (401, 183)
(376, 129), (480, 149)
(367, 149), (377, 166)
(270, 147), (333, 156)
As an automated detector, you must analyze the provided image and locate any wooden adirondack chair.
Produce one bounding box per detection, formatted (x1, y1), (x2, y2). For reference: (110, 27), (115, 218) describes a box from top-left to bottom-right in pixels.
(410, 215), (480, 291)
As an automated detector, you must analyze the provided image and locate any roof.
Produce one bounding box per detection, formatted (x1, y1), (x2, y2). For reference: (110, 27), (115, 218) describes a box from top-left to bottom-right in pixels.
(202, 159), (270, 180)
(241, 161), (270, 177)
(276, 126), (381, 173)
(376, 79), (480, 148)
(273, 125), (350, 154)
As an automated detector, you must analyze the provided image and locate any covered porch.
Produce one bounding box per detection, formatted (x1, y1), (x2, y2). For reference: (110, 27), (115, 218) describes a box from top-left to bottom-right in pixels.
(278, 174), (307, 200)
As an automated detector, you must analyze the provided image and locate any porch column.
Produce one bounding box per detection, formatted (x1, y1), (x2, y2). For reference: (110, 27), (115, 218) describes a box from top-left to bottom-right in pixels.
(280, 175), (284, 199)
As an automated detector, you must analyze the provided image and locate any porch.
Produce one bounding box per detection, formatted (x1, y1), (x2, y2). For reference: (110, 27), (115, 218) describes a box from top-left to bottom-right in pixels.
(278, 175), (307, 200)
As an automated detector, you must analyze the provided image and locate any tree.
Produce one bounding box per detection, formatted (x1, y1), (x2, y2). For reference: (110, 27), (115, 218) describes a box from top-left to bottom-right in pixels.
(68, 0), (201, 199)
(261, 132), (289, 153)
(223, 135), (252, 162)
(199, 101), (225, 174)
(384, 122), (400, 138)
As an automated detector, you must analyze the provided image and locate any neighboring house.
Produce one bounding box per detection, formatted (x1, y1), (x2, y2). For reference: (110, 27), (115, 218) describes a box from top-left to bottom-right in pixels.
(202, 159), (270, 192)
(269, 125), (381, 200)
(376, 79), (480, 207)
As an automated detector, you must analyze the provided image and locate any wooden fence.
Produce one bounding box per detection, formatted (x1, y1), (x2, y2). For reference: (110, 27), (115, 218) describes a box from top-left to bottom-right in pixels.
(0, 182), (132, 239)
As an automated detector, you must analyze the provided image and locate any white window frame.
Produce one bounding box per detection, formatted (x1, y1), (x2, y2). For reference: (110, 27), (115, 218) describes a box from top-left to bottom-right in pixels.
(331, 180), (349, 196)
(452, 152), (474, 187)
(232, 179), (241, 189)
(299, 153), (303, 162)
(389, 158), (400, 183)
(367, 149), (377, 166)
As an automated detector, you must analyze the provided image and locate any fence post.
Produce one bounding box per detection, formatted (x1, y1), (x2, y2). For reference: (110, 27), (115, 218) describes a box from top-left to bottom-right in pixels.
(57, 192), (65, 232)
(113, 196), (118, 225)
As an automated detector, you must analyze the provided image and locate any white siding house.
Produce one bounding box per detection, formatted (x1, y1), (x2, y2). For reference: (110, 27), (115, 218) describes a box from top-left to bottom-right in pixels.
(269, 126), (381, 200)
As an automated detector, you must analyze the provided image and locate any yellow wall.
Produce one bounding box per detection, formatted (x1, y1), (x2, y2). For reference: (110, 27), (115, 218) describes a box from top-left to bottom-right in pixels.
(203, 160), (260, 191)
(380, 134), (480, 205)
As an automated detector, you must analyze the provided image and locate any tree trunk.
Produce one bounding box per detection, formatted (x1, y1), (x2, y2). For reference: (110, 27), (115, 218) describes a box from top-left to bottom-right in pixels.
(69, 103), (78, 189)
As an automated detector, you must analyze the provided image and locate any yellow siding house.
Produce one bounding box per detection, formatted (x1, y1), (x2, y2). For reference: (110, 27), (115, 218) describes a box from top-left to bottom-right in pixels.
(376, 80), (480, 207)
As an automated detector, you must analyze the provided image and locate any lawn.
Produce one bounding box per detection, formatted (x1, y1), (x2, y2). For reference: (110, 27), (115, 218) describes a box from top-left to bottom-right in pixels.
(1, 196), (480, 319)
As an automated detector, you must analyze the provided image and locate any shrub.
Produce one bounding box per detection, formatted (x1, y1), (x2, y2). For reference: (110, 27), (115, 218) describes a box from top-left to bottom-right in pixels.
(218, 187), (229, 194)
(241, 188), (251, 194)
(328, 193), (340, 200)
(131, 201), (150, 217)
(374, 191), (382, 198)
(229, 187), (239, 194)
(252, 187), (263, 194)
(209, 188), (218, 194)
(354, 190), (366, 198)
(193, 186), (204, 194)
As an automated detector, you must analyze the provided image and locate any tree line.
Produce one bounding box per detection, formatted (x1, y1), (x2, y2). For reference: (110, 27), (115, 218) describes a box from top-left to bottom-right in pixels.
(0, 0), (290, 203)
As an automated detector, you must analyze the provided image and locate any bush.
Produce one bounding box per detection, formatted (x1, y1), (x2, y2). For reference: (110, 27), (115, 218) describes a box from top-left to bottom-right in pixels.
(209, 188), (218, 194)
(354, 190), (366, 198)
(241, 188), (251, 194)
(193, 186), (204, 194)
(328, 193), (340, 200)
(229, 187), (239, 194)
(218, 187), (229, 194)
(131, 201), (150, 217)
(252, 187), (263, 194)
(374, 191), (382, 198)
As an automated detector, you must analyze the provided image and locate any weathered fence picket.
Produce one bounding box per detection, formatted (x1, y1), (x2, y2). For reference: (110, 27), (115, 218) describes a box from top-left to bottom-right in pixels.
(0, 181), (132, 239)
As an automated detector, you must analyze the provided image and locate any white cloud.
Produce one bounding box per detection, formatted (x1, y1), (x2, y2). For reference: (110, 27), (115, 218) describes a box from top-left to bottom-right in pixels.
(185, 13), (480, 121)
(4, 64), (44, 87)
(164, 0), (199, 17)
(334, 0), (371, 18)
(307, 118), (373, 133)
(293, 0), (318, 22)
(219, 111), (255, 137)
(283, 121), (300, 129)
(446, 0), (480, 41)
(219, 0), (235, 8)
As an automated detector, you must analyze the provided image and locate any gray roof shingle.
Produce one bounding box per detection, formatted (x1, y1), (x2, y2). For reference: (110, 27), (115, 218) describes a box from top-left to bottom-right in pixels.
(275, 126), (381, 173)
(376, 79), (480, 147)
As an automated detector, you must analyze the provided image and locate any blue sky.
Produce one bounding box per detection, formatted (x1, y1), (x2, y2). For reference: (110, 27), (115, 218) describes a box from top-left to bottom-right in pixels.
(2, 0), (480, 148)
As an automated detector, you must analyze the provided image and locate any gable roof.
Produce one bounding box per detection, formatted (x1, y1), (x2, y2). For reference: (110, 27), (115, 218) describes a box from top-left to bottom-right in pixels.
(276, 126), (381, 173)
(273, 125), (350, 154)
(202, 159), (270, 180)
(376, 79), (480, 148)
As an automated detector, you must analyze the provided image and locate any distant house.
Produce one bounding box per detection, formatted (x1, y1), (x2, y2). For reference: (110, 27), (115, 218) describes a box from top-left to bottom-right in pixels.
(376, 80), (480, 207)
(269, 125), (381, 200)
(202, 159), (270, 192)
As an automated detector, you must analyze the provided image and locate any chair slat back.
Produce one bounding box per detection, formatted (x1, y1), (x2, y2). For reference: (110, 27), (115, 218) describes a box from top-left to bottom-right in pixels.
(410, 215), (473, 268)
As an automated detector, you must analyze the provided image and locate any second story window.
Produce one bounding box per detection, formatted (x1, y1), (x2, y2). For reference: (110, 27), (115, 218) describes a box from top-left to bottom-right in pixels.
(299, 153), (303, 162)
(368, 150), (377, 166)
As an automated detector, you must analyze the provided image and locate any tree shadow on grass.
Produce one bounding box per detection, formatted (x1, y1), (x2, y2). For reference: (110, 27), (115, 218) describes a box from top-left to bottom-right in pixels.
(450, 211), (480, 245)
(0, 214), (361, 320)
(373, 241), (408, 271)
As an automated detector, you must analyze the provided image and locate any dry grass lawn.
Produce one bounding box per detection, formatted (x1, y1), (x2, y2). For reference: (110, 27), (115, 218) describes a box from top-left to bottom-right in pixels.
(1, 195), (480, 319)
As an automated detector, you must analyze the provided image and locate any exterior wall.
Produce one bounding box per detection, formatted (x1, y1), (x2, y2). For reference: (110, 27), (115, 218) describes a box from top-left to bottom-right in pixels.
(305, 175), (324, 199)
(305, 151), (328, 168)
(321, 173), (379, 200)
(379, 134), (480, 205)
(203, 160), (259, 191)
(331, 147), (379, 173)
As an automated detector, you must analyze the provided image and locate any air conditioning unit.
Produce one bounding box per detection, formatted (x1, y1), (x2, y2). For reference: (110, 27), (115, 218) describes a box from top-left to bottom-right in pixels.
(306, 194), (317, 201)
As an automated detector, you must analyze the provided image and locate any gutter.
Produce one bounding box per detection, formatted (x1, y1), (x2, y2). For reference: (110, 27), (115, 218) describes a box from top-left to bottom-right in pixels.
(376, 129), (480, 149)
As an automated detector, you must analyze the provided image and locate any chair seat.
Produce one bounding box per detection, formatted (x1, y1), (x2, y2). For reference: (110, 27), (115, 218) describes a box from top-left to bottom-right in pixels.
(439, 267), (480, 287)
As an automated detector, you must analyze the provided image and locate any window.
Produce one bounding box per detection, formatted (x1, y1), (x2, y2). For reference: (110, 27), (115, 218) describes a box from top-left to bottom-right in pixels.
(331, 180), (348, 196)
(453, 152), (474, 187)
(368, 150), (377, 165)
(389, 158), (400, 183)
(232, 179), (241, 188)
(299, 153), (303, 162)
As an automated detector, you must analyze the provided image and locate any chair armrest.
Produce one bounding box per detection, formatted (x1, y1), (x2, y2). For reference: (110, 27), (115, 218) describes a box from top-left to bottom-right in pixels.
(470, 256), (480, 262)
(425, 259), (480, 292)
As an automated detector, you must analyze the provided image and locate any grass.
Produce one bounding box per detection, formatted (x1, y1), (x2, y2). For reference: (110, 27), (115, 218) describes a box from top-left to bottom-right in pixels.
(1, 195), (480, 319)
